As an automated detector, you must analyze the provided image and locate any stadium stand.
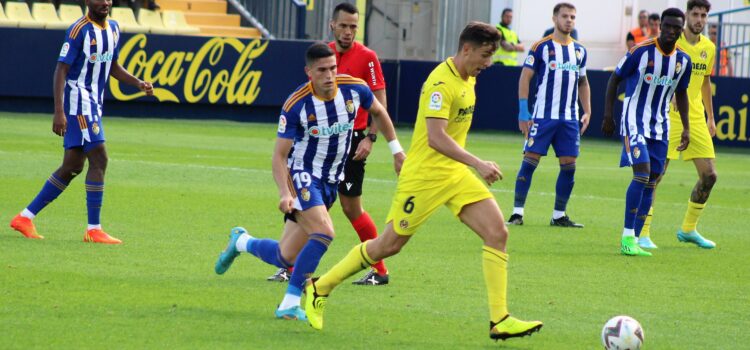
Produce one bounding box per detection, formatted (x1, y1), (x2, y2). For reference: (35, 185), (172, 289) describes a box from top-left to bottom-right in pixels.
(0, 3), (21, 27)
(160, 0), (260, 38)
(32, 2), (69, 29)
(5, 2), (45, 29)
(161, 9), (200, 35)
(58, 3), (83, 23)
(138, 8), (176, 34)
(110, 6), (148, 33)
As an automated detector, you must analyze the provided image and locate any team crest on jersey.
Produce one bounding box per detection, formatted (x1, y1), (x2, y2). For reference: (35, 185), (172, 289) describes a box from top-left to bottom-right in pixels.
(528, 137), (535, 147)
(700, 50), (707, 60)
(675, 62), (682, 74)
(307, 114), (316, 122)
(278, 115), (287, 133)
(399, 219), (409, 230)
(300, 188), (310, 202)
(575, 48), (583, 60)
(524, 55), (534, 66)
(59, 42), (69, 57)
(91, 122), (100, 135)
(429, 92), (443, 111)
(345, 100), (355, 114)
(633, 147), (641, 159)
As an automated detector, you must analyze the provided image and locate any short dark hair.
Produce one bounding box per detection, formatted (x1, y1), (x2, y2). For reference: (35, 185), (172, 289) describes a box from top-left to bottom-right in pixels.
(687, 0), (711, 12)
(649, 13), (661, 21)
(332, 2), (358, 20)
(639, 10), (649, 16)
(305, 42), (335, 66)
(661, 8), (685, 22)
(458, 21), (501, 52)
(501, 8), (512, 16)
(553, 2), (576, 15)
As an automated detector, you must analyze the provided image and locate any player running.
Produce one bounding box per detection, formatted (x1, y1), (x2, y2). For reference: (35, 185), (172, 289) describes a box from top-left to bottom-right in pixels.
(9, 0), (153, 243)
(602, 8), (692, 257)
(213, 42), (405, 320)
(508, 2), (591, 227)
(304, 22), (543, 341)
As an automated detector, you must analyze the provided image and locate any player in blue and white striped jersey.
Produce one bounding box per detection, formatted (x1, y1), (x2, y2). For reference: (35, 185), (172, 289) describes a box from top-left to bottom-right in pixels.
(603, 8), (692, 257)
(10, 0), (153, 244)
(508, 2), (592, 228)
(214, 42), (405, 320)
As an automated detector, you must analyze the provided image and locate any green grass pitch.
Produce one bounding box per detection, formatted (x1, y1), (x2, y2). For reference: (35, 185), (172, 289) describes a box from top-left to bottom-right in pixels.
(1, 112), (748, 349)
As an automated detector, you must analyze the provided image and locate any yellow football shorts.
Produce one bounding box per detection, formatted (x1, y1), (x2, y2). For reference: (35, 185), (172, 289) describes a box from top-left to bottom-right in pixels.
(668, 115), (715, 160)
(386, 168), (494, 235)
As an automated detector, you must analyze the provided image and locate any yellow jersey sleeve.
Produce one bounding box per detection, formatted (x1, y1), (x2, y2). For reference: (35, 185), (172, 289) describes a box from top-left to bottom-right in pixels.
(420, 80), (454, 120)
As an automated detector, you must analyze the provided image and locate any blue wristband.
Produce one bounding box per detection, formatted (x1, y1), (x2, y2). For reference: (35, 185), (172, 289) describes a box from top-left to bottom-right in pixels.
(518, 99), (531, 121)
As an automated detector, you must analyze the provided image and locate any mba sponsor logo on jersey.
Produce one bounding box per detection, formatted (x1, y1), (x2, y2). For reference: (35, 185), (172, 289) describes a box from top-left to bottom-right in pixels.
(643, 73), (676, 87)
(89, 52), (114, 64)
(548, 61), (580, 72)
(429, 91), (443, 110)
(307, 121), (354, 138)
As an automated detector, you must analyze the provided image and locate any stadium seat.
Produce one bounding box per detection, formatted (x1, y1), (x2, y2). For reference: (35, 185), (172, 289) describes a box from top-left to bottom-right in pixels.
(58, 4), (84, 24)
(110, 7), (148, 33)
(4, 2), (45, 29)
(197, 25), (261, 39)
(138, 9), (176, 35)
(0, 3), (21, 27)
(32, 3), (69, 30)
(161, 10), (200, 35)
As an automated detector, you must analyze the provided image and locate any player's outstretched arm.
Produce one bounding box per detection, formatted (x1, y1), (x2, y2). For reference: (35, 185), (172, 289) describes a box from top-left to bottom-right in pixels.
(601, 72), (622, 136)
(352, 89), (388, 161)
(425, 118), (501, 185)
(578, 75), (592, 135)
(109, 61), (154, 96)
(675, 89), (690, 151)
(52, 62), (70, 136)
(271, 137), (295, 214)
(368, 98), (405, 175)
(517, 67), (534, 137)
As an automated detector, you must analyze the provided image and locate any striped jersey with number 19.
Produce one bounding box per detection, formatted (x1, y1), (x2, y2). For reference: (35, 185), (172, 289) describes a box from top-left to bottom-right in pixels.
(277, 75), (375, 184)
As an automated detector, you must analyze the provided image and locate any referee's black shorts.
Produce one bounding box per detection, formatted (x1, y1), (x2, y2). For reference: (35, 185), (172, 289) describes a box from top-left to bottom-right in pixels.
(338, 130), (367, 197)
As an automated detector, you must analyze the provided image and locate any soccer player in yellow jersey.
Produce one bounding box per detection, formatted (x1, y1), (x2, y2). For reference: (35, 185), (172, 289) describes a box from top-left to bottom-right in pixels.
(303, 22), (543, 341)
(640, 0), (717, 250)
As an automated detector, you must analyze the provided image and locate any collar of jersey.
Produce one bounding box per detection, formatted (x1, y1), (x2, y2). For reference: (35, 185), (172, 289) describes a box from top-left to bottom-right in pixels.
(445, 57), (460, 78)
(654, 38), (676, 56)
(309, 81), (338, 102)
(86, 14), (109, 30)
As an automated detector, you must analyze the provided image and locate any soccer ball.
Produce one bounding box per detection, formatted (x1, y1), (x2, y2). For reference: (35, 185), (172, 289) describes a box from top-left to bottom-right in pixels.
(601, 315), (645, 350)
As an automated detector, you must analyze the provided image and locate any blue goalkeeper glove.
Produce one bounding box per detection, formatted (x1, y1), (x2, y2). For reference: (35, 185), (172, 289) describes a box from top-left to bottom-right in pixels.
(518, 99), (532, 121)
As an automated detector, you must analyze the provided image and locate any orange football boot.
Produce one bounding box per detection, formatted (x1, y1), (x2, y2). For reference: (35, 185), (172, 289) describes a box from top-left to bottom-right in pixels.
(10, 214), (44, 239)
(84, 228), (122, 244)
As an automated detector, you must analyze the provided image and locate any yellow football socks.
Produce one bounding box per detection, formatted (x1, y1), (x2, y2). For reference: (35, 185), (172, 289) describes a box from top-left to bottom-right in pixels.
(641, 207), (654, 237)
(681, 201), (705, 232)
(482, 246), (509, 323)
(316, 242), (374, 295)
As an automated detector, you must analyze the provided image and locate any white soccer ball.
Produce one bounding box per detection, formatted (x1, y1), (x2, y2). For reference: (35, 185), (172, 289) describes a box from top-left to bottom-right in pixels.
(601, 315), (645, 350)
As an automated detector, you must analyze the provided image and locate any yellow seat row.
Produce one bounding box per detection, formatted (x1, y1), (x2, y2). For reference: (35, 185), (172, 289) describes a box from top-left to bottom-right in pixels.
(111, 7), (199, 35)
(0, 2), (198, 36)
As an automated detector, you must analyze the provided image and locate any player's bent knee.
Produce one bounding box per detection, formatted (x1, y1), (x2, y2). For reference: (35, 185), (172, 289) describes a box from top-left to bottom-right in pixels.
(701, 171), (717, 187)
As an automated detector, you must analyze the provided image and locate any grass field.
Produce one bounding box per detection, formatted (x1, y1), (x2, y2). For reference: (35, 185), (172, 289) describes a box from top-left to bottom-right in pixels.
(1, 112), (748, 349)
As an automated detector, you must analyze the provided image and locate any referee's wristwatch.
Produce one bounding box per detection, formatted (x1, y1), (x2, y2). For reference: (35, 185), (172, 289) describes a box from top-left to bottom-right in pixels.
(366, 132), (377, 142)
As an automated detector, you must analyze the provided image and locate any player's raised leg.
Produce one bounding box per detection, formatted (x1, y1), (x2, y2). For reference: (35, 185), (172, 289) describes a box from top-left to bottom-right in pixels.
(457, 198), (543, 340)
(677, 158), (717, 248)
(10, 147), (85, 239)
(306, 222), (410, 330)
